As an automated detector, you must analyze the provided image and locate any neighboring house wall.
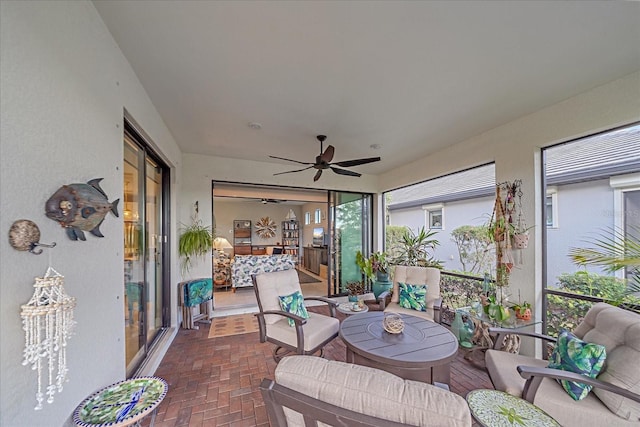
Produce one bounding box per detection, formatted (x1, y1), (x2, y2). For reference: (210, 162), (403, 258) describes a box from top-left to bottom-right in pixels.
(547, 179), (621, 286)
(389, 197), (494, 272)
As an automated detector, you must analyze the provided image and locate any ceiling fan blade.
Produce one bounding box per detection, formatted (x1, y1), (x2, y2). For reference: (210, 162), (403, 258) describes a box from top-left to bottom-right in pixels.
(269, 155), (313, 165)
(330, 167), (361, 177)
(273, 166), (313, 176)
(333, 157), (381, 167)
(320, 145), (335, 163)
(313, 169), (323, 182)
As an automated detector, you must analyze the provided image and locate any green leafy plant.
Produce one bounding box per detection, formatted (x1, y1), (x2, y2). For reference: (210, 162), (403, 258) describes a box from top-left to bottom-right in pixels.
(355, 250), (389, 282)
(390, 226), (442, 268)
(450, 225), (493, 274)
(546, 271), (640, 337)
(178, 219), (214, 276)
(569, 226), (640, 296)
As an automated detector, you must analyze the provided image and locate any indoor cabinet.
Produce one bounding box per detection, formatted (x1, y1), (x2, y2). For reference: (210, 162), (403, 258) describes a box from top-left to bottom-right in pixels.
(303, 247), (327, 275)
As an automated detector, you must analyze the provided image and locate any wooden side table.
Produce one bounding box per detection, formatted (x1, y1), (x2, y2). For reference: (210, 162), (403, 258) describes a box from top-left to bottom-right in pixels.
(466, 389), (560, 427)
(73, 376), (168, 427)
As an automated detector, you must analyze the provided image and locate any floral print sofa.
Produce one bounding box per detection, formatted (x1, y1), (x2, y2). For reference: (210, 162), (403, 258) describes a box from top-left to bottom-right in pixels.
(231, 254), (296, 291)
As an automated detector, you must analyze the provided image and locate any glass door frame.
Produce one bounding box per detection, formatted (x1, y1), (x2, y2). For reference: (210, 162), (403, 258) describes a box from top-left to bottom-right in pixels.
(123, 119), (171, 377)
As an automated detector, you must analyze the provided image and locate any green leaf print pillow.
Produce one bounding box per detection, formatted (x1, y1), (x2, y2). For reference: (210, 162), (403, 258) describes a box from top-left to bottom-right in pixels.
(278, 290), (309, 327)
(398, 283), (428, 312)
(547, 330), (606, 401)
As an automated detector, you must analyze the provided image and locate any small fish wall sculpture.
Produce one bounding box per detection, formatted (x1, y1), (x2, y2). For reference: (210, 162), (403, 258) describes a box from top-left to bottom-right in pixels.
(45, 178), (119, 241)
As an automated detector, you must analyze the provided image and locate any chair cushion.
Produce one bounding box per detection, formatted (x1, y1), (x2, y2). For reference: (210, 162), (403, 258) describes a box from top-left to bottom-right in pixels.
(485, 350), (548, 396)
(278, 290), (309, 327)
(254, 269), (302, 325)
(267, 312), (339, 352)
(391, 266), (440, 314)
(574, 303), (640, 420)
(547, 330), (607, 401)
(275, 355), (471, 427)
(384, 301), (435, 322)
(485, 349), (639, 426)
(398, 283), (428, 312)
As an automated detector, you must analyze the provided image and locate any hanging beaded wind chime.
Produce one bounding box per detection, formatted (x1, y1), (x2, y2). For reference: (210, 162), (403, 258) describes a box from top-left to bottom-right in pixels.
(21, 266), (76, 410)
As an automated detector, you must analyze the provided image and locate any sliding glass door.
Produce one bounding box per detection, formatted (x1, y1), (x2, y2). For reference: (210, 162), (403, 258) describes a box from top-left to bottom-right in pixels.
(329, 191), (373, 296)
(123, 123), (169, 376)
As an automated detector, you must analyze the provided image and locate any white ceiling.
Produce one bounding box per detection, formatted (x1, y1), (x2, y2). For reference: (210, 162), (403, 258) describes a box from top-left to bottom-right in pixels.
(94, 1), (640, 177)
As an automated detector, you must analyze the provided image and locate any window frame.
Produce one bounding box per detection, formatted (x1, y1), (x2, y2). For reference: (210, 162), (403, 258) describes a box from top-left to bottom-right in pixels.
(422, 203), (444, 230)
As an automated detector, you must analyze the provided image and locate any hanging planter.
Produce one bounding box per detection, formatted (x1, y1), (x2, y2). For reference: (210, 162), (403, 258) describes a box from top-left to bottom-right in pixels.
(512, 232), (530, 249)
(178, 202), (214, 276)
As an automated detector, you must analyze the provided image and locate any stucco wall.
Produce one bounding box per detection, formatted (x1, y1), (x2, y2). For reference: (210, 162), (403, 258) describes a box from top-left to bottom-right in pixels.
(0, 2), (182, 426)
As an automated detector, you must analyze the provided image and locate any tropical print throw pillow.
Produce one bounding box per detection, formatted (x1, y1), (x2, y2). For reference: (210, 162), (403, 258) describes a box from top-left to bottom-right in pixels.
(398, 283), (428, 312)
(547, 330), (607, 401)
(278, 290), (309, 327)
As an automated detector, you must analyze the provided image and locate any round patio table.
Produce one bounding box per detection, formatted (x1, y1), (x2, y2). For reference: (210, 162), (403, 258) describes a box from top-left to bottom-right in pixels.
(73, 376), (168, 427)
(339, 311), (457, 385)
(466, 389), (560, 427)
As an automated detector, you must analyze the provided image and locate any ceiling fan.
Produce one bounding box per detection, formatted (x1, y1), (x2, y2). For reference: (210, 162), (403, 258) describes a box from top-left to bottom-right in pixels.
(260, 198), (281, 204)
(270, 135), (381, 181)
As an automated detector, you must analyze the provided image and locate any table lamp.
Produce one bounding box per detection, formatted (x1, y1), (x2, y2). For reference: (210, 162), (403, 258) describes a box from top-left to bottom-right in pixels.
(213, 237), (232, 256)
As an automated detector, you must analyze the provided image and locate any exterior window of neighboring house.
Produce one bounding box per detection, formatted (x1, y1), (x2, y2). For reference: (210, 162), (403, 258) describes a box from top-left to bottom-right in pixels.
(546, 187), (558, 228)
(304, 212), (311, 225)
(542, 122), (640, 337)
(314, 209), (321, 224)
(422, 204), (444, 229)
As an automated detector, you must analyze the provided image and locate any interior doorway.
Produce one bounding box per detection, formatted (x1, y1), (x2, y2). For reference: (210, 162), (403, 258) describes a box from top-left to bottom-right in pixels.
(212, 182), (372, 314)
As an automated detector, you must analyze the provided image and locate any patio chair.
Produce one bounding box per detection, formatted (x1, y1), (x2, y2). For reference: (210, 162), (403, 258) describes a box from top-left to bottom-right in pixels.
(485, 302), (640, 426)
(252, 268), (339, 362)
(377, 265), (442, 323)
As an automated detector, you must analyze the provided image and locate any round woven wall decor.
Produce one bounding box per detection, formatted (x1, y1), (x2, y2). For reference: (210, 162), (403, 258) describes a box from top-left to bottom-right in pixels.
(255, 217), (277, 239)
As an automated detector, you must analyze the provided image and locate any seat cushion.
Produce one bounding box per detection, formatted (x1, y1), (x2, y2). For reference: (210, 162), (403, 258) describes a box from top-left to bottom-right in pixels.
(485, 350), (548, 396)
(532, 375), (639, 427)
(574, 303), (640, 421)
(486, 349), (638, 426)
(275, 355), (471, 427)
(254, 269), (302, 325)
(267, 312), (339, 352)
(384, 301), (434, 322)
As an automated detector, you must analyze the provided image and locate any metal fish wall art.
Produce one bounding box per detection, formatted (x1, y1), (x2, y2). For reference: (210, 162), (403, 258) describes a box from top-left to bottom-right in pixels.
(45, 178), (119, 241)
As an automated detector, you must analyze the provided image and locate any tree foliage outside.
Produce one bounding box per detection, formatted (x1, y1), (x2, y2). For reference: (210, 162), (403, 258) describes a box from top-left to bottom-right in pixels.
(450, 225), (494, 275)
(546, 271), (640, 337)
(385, 225), (408, 259)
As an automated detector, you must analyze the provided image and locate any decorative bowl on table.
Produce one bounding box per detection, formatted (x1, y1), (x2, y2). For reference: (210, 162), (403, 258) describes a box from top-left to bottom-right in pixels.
(382, 313), (404, 334)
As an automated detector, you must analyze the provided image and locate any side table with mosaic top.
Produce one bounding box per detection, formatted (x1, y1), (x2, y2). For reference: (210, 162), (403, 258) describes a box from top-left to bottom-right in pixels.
(466, 389), (560, 427)
(73, 376), (168, 427)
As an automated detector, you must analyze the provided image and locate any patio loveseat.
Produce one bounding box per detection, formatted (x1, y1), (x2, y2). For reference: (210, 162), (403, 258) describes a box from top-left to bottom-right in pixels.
(485, 302), (640, 426)
(260, 355), (471, 426)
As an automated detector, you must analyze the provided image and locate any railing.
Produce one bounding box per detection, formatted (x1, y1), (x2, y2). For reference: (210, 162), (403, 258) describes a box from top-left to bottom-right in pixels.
(544, 288), (640, 337)
(440, 271), (490, 326)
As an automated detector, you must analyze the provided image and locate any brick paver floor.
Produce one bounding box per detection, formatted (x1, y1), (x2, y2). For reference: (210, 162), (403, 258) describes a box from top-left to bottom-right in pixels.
(146, 306), (493, 426)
